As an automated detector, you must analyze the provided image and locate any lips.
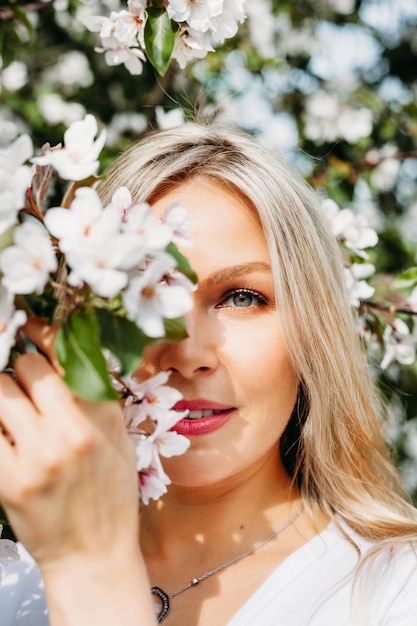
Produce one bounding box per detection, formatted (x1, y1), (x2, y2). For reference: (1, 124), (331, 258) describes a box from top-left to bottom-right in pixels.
(171, 399), (235, 436)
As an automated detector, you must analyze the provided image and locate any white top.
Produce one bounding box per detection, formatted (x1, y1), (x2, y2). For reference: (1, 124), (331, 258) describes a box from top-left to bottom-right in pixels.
(1, 520), (417, 625)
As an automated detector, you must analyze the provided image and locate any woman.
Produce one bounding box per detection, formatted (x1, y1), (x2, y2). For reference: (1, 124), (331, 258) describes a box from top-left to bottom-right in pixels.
(0, 124), (416, 625)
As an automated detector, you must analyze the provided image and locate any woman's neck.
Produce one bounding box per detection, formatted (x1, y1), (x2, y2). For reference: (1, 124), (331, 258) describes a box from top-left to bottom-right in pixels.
(139, 450), (301, 564)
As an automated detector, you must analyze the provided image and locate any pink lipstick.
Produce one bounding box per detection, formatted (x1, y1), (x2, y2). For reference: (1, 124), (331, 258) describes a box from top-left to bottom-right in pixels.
(171, 400), (235, 436)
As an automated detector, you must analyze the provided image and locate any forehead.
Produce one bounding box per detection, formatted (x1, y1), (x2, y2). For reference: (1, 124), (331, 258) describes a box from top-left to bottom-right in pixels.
(151, 178), (270, 271)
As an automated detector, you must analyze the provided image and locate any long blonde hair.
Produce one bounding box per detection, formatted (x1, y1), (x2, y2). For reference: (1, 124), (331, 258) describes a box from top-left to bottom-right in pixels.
(98, 123), (417, 544)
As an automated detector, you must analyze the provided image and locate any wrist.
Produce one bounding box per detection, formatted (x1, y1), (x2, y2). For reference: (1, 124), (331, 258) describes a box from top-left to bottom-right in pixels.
(41, 549), (156, 626)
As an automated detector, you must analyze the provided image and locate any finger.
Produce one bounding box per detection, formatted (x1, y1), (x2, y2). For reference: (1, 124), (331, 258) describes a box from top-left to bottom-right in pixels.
(13, 352), (122, 430)
(21, 318), (62, 373)
(13, 352), (74, 421)
(0, 370), (41, 444)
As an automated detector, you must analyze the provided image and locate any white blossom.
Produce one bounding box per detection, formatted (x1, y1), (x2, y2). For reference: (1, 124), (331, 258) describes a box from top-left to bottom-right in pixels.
(344, 263), (375, 307)
(304, 91), (373, 144)
(367, 146), (401, 192)
(0, 221), (57, 295)
(381, 318), (416, 370)
(0, 287), (27, 371)
(123, 255), (193, 338)
(322, 199), (378, 255)
(121, 371), (190, 503)
(44, 187), (105, 252)
(1, 61), (28, 92)
(114, 188), (173, 251)
(113, 0), (147, 47)
(209, 0), (246, 43)
(163, 200), (191, 248)
(38, 94), (86, 126)
(97, 37), (146, 75)
(172, 31), (214, 69)
(45, 186), (149, 297)
(123, 371), (186, 426)
(33, 114), (106, 181)
(155, 106), (185, 130)
(138, 464), (171, 504)
(166, 0), (223, 32)
(0, 134), (33, 234)
(41, 51), (93, 90)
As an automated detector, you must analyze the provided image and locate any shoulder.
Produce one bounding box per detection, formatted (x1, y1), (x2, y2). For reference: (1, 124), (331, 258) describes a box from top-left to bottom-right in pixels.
(0, 542), (48, 626)
(228, 519), (417, 626)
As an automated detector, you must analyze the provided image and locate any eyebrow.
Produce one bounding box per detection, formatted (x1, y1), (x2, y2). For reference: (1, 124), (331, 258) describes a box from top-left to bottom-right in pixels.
(205, 262), (271, 288)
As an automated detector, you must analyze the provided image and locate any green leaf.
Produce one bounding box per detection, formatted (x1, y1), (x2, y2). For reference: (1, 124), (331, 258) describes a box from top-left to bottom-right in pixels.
(164, 316), (188, 342)
(166, 242), (198, 283)
(144, 7), (178, 76)
(0, 502), (8, 526)
(391, 267), (417, 290)
(16, 292), (58, 323)
(95, 309), (148, 376)
(55, 310), (118, 402)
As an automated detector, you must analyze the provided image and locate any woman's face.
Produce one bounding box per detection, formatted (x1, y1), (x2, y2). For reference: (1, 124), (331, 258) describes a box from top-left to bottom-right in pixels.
(141, 178), (299, 488)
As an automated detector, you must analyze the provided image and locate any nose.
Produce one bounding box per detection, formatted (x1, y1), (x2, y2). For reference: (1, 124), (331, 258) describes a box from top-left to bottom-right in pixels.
(155, 308), (219, 379)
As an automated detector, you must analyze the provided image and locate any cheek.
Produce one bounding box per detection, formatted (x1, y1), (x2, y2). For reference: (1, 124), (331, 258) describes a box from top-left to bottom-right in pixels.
(223, 323), (299, 415)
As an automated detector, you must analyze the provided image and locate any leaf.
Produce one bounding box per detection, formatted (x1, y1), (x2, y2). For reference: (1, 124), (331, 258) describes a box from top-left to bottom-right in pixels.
(95, 309), (148, 376)
(165, 242), (198, 283)
(55, 310), (118, 402)
(144, 7), (178, 76)
(16, 292), (58, 323)
(164, 316), (188, 342)
(391, 267), (417, 290)
(0, 502), (8, 526)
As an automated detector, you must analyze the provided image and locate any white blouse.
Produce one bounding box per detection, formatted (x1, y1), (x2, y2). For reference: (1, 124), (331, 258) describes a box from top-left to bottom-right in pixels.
(1, 521), (417, 625)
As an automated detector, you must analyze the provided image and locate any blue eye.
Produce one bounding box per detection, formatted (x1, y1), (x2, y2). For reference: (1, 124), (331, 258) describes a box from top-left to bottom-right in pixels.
(219, 289), (267, 308)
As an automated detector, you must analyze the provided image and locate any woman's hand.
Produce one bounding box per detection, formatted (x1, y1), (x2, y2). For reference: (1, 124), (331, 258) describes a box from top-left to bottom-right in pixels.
(0, 319), (156, 625)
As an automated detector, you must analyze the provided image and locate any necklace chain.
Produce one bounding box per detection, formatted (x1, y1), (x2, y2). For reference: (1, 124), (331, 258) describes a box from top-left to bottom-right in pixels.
(170, 504), (303, 598)
(151, 505), (303, 623)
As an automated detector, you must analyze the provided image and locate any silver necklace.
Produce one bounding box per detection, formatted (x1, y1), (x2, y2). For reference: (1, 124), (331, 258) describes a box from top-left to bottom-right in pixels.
(151, 505), (303, 623)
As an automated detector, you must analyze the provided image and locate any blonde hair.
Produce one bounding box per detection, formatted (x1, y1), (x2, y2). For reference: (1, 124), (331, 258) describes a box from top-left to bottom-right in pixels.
(98, 123), (417, 545)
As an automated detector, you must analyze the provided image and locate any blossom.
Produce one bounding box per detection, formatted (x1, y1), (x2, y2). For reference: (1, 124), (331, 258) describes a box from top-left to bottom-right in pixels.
(45, 186), (148, 297)
(381, 319), (416, 370)
(119, 192), (173, 251)
(172, 31), (214, 69)
(0, 221), (57, 295)
(33, 114), (106, 181)
(121, 370), (190, 504)
(344, 263), (375, 307)
(163, 200), (191, 248)
(322, 199), (378, 256)
(123, 255), (193, 338)
(0, 134), (33, 235)
(0, 526), (20, 586)
(44, 187), (105, 251)
(303, 92), (373, 144)
(155, 106), (185, 130)
(138, 465), (171, 505)
(166, 0), (223, 32)
(123, 371), (186, 426)
(85, 1), (147, 47)
(0, 287), (27, 371)
(209, 0), (246, 43)
(97, 37), (147, 75)
(113, 0), (147, 48)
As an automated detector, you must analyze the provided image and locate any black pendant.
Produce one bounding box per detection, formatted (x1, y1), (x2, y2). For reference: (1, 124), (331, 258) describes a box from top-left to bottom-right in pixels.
(151, 586), (170, 623)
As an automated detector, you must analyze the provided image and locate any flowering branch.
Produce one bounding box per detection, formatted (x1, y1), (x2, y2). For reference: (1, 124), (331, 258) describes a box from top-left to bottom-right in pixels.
(84, 0), (247, 76)
(0, 114), (198, 557)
